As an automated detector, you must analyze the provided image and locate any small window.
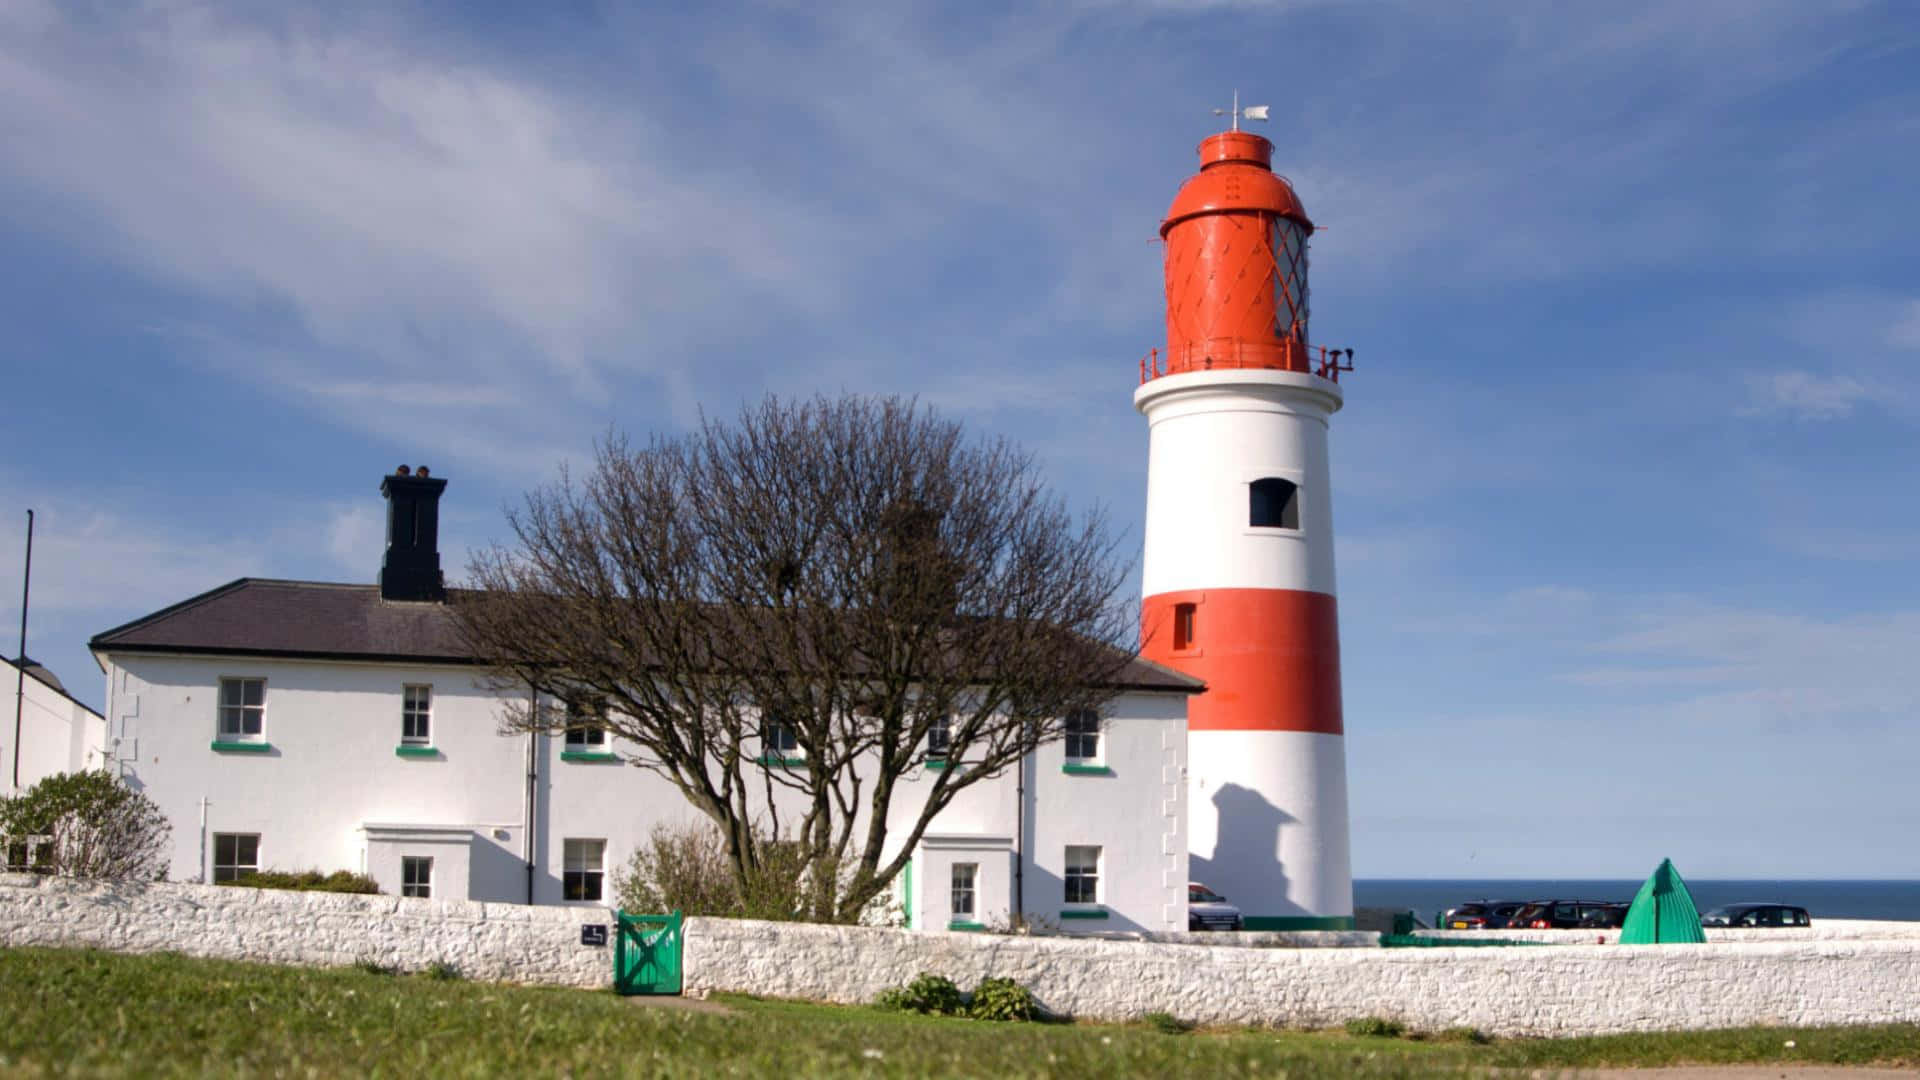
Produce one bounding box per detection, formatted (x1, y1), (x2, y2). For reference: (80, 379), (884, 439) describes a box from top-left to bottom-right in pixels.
(5, 837), (51, 873)
(402, 685), (432, 745)
(1172, 603), (1197, 651)
(1064, 845), (1100, 905)
(1064, 709), (1100, 762)
(401, 855), (433, 899)
(951, 863), (977, 919)
(213, 833), (260, 883)
(763, 718), (799, 756)
(564, 697), (608, 749)
(927, 715), (951, 760)
(563, 838), (605, 901)
(218, 678), (266, 741)
(1249, 477), (1299, 529)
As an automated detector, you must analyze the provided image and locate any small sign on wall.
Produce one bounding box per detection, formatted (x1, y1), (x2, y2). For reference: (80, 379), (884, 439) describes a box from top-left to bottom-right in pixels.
(581, 924), (608, 947)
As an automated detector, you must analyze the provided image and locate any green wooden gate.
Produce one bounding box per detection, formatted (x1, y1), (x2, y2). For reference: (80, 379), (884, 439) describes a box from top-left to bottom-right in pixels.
(615, 911), (684, 995)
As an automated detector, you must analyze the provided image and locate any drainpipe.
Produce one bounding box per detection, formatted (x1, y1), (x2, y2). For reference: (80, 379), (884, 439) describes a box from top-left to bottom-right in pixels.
(1013, 742), (1027, 923)
(198, 795), (209, 883)
(524, 680), (538, 905)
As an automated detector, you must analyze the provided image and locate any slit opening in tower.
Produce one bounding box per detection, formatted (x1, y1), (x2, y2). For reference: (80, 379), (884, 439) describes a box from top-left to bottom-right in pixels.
(1173, 602), (1197, 651)
(1249, 477), (1299, 530)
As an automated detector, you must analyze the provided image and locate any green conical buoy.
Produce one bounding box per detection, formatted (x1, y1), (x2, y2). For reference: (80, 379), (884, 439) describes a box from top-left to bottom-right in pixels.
(1618, 858), (1706, 944)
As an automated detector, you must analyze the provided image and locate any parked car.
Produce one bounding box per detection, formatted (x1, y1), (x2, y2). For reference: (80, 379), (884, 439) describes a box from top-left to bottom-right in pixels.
(1188, 882), (1244, 931)
(1700, 903), (1811, 928)
(1577, 902), (1630, 929)
(1510, 900), (1629, 929)
(1440, 900), (1526, 930)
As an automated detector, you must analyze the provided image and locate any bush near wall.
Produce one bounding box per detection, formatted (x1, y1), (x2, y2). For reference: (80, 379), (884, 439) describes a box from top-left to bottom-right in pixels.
(220, 870), (382, 894)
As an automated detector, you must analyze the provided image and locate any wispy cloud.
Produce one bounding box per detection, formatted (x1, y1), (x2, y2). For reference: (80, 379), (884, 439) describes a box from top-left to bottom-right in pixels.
(1737, 370), (1886, 420)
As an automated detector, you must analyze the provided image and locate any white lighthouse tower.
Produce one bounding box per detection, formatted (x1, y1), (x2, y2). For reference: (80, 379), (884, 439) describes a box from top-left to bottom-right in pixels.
(1136, 120), (1355, 929)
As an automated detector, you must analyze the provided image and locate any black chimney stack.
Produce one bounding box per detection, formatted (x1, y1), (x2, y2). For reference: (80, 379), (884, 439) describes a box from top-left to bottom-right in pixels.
(379, 465), (448, 602)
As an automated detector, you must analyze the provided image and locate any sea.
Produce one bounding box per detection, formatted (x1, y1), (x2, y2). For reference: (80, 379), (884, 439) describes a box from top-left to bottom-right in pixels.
(1354, 880), (1920, 924)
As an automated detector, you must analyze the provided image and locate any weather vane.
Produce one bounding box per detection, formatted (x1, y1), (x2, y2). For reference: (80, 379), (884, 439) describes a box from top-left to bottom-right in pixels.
(1212, 90), (1270, 132)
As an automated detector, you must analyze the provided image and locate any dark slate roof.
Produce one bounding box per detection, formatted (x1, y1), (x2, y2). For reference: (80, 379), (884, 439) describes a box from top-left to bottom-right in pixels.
(89, 579), (476, 665)
(88, 578), (1203, 693)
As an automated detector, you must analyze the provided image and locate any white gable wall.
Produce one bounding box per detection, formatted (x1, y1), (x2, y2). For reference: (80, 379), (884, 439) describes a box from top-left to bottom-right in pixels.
(4, 665), (108, 795)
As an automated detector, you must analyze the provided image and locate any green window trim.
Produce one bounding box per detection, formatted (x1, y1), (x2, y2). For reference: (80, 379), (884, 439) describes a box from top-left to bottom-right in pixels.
(560, 750), (619, 763)
(210, 740), (272, 754)
(1059, 907), (1110, 920)
(902, 861), (913, 930)
(1060, 763), (1112, 776)
(925, 759), (953, 772)
(947, 920), (986, 932)
(394, 745), (439, 758)
(755, 754), (807, 768)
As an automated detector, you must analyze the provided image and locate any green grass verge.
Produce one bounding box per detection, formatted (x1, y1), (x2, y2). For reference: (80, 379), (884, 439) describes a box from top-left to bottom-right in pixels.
(0, 947), (1916, 1077)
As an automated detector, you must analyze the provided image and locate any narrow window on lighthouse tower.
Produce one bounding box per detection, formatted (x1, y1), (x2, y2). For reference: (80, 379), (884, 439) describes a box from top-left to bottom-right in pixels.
(1173, 602), (1197, 651)
(1249, 477), (1300, 530)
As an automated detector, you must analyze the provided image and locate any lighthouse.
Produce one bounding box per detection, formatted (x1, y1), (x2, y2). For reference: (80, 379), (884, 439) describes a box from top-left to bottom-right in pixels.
(1136, 119), (1354, 930)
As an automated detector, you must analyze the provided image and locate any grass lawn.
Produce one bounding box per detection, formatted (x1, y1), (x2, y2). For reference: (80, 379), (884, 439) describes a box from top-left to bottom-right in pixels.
(2, 947), (1917, 1077)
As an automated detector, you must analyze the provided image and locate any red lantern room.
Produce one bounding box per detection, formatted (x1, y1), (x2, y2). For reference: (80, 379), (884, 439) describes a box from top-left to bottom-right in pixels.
(1152, 130), (1343, 381)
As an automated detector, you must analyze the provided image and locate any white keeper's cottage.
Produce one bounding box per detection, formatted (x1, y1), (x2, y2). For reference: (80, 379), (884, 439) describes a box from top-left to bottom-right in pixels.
(85, 469), (1202, 933)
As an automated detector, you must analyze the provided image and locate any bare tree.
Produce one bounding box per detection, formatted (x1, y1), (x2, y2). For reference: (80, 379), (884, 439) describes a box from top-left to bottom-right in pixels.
(455, 395), (1135, 922)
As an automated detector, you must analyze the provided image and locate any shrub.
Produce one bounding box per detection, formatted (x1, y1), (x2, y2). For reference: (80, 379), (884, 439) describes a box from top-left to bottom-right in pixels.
(612, 821), (817, 922)
(423, 961), (462, 981)
(1143, 1011), (1193, 1035)
(874, 972), (965, 1016)
(222, 869), (381, 894)
(1344, 1016), (1406, 1038)
(0, 770), (170, 881)
(1433, 1026), (1489, 1044)
(352, 958), (396, 976)
(967, 977), (1037, 1022)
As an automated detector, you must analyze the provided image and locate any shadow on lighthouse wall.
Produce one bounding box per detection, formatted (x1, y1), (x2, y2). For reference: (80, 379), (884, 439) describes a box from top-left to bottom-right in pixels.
(1191, 782), (1306, 916)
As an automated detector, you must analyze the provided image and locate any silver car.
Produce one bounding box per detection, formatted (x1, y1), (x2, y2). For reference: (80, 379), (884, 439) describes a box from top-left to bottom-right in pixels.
(1188, 882), (1244, 931)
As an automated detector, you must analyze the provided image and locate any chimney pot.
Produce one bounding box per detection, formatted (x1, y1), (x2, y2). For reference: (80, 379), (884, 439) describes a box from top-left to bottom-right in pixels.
(416, 465), (430, 478)
(396, 464), (411, 476)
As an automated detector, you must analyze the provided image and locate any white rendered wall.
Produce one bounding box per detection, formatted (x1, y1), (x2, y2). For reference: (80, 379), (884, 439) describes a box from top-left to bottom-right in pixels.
(105, 654), (529, 899)
(1187, 730), (1351, 919)
(98, 649), (1186, 931)
(4, 668), (107, 795)
(1135, 369), (1342, 598)
(1023, 695), (1188, 932)
(910, 835), (1013, 930)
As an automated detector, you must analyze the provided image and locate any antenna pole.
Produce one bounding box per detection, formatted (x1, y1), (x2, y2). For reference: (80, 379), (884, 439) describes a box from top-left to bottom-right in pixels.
(1232, 89), (1240, 132)
(12, 509), (32, 792)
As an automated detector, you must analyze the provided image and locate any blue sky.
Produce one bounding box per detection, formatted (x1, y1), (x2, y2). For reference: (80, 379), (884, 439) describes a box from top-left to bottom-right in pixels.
(2, 1), (1917, 879)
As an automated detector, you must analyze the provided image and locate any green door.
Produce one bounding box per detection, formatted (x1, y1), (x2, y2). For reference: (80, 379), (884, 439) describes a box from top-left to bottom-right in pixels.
(615, 911), (683, 995)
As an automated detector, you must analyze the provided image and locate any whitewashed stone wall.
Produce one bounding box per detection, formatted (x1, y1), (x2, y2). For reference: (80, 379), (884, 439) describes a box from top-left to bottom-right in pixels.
(10, 875), (1919, 1037)
(0, 874), (614, 988)
(1405, 920), (1920, 946)
(683, 917), (1920, 1037)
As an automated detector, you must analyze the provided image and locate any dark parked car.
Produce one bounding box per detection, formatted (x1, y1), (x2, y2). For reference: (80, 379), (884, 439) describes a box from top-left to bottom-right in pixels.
(1510, 900), (1629, 929)
(1440, 900), (1526, 930)
(1700, 903), (1811, 928)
